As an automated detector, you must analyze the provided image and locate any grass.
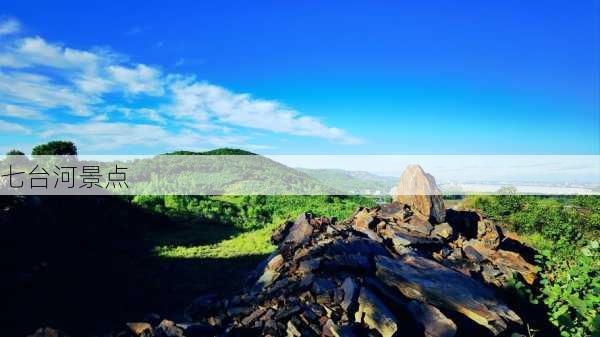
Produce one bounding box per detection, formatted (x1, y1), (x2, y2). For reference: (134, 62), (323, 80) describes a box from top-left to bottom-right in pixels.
(151, 195), (376, 259)
(519, 232), (555, 252)
(154, 222), (278, 259)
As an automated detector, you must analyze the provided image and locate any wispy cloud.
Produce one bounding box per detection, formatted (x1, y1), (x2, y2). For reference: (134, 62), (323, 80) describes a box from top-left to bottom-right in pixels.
(107, 64), (164, 96)
(168, 80), (362, 144)
(40, 122), (251, 151)
(0, 118), (31, 134)
(0, 103), (46, 120)
(0, 18), (361, 150)
(0, 17), (20, 36)
(0, 70), (98, 116)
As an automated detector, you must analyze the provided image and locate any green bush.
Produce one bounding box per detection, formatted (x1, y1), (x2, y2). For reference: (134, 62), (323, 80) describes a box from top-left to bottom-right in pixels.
(537, 241), (600, 337)
(6, 149), (25, 155)
(465, 195), (600, 337)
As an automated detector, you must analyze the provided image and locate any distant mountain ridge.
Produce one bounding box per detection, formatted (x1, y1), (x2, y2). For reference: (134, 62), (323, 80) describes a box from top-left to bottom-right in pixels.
(297, 168), (397, 195)
(164, 148), (398, 195)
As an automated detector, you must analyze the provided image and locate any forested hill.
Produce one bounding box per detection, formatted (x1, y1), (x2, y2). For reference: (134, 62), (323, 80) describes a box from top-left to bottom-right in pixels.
(163, 148), (256, 155)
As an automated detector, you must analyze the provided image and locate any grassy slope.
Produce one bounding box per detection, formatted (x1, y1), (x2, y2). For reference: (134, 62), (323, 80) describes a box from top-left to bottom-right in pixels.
(150, 195), (375, 259)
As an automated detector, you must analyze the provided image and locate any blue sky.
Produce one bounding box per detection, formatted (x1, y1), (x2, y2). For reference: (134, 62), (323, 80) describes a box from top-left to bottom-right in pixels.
(0, 1), (598, 154)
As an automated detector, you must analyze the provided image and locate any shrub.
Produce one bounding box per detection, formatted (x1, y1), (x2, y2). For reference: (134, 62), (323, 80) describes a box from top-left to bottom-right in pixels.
(464, 195), (599, 336)
(6, 149), (25, 155)
(537, 241), (600, 337)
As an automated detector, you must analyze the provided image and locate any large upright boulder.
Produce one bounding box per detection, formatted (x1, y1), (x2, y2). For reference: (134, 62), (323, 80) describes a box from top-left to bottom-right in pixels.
(393, 165), (446, 224)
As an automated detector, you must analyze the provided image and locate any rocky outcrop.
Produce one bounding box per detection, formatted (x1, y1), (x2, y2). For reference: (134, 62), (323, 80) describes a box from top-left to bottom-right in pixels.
(175, 205), (534, 337)
(393, 165), (446, 224)
(375, 254), (521, 335)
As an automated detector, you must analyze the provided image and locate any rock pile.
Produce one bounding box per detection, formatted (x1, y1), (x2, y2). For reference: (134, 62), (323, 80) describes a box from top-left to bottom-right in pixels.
(176, 202), (537, 337)
(30, 204), (537, 337)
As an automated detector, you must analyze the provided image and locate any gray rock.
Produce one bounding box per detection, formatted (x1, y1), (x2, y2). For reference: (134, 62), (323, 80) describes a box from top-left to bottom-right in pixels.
(406, 301), (457, 337)
(287, 320), (302, 337)
(254, 268), (280, 291)
(341, 277), (359, 312)
(375, 254), (522, 335)
(354, 288), (398, 337)
(353, 208), (376, 229)
(477, 219), (502, 249)
(27, 327), (70, 337)
(283, 213), (314, 248)
(393, 164), (446, 224)
(324, 254), (371, 270)
(156, 320), (184, 337)
(241, 307), (267, 326)
(175, 323), (217, 337)
(431, 222), (454, 240)
(297, 258), (321, 275)
(267, 254), (285, 271)
(323, 319), (357, 337)
(312, 277), (336, 295)
(126, 322), (154, 337)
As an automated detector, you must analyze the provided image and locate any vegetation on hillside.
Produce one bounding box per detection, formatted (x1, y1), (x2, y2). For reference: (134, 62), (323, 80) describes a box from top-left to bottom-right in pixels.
(134, 195), (375, 259)
(164, 148), (256, 155)
(297, 168), (396, 194)
(464, 193), (600, 337)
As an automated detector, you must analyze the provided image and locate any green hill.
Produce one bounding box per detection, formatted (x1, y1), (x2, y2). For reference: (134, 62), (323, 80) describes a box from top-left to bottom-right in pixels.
(164, 148), (256, 155)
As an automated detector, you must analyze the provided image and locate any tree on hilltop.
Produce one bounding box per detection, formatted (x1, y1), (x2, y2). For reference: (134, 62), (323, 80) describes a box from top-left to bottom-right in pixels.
(32, 141), (77, 155)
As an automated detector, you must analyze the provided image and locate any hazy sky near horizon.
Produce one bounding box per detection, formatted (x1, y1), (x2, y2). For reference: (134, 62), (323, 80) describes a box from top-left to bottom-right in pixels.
(0, 1), (598, 154)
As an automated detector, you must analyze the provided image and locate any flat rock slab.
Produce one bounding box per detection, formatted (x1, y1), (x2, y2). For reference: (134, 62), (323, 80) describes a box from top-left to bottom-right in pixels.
(283, 213), (314, 248)
(375, 254), (522, 335)
(354, 287), (399, 337)
(379, 202), (410, 221)
(406, 301), (457, 337)
(464, 240), (537, 285)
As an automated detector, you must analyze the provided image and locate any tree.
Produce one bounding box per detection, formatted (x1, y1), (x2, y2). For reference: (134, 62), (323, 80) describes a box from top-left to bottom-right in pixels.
(32, 141), (77, 155)
(6, 149), (25, 155)
(5, 149), (28, 165)
(164, 148), (256, 155)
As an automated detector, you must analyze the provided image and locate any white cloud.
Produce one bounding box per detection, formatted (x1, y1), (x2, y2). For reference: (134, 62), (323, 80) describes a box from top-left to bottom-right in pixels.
(101, 105), (166, 124)
(4, 36), (101, 71)
(168, 80), (362, 144)
(0, 71), (97, 116)
(0, 20), (361, 150)
(41, 122), (170, 149)
(40, 122), (249, 151)
(0, 103), (46, 120)
(0, 52), (27, 68)
(107, 64), (164, 96)
(181, 121), (230, 133)
(138, 108), (166, 124)
(0, 36), (166, 118)
(90, 113), (109, 122)
(74, 75), (113, 94)
(0, 118), (31, 134)
(0, 17), (20, 36)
